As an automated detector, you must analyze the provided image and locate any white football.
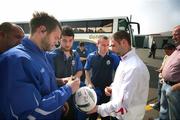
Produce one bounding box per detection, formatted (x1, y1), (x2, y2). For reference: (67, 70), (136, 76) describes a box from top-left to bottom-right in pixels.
(74, 86), (97, 112)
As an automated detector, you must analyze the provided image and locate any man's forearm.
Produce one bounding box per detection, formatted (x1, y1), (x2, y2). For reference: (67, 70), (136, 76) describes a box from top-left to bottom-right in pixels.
(85, 70), (94, 87)
(172, 83), (180, 91)
(75, 70), (82, 78)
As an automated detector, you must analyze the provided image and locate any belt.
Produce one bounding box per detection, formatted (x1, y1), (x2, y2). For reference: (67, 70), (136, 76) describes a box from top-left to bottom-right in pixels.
(165, 81), (179, 86)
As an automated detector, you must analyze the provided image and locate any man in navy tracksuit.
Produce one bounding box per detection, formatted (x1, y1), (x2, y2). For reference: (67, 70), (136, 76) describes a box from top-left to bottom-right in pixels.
(0, 12), (80, 120)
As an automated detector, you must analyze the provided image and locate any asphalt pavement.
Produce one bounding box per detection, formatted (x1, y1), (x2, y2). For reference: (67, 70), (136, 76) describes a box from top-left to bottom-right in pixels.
(135, 48), (164, 120)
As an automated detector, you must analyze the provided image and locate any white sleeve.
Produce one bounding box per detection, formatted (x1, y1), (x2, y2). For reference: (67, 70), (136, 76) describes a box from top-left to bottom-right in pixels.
(97, 67), (140, 117)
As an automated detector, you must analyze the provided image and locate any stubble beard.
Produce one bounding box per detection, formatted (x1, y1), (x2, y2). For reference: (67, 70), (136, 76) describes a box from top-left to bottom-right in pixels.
(41, 37), (51, 51)
(61, 46), (71, 52)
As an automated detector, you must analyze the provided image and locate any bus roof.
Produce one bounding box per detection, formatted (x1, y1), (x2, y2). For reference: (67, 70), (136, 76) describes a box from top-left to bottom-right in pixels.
(14, 16), (130, 23)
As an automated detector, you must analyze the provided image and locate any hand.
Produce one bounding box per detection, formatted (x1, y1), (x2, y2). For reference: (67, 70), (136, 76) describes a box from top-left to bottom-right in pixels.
(88, 83), (95, 88)
(105, 86), (112, 96)
(171, 86), (176, 92)
(56, 77), (70, 85)
(87, 106), (97, 114)
(166, 86), (172, 96)
(67, 77), (80, 94)
(62, 102), (69, 116)
(159, 78), (164, 84)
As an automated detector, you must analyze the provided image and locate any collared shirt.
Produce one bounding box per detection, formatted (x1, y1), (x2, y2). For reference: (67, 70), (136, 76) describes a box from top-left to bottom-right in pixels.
(97, 49), (149, 120)
(76, 47), (88, 58)
(84, 51), (120, 89)
(76, 47), (88, 66)
(159, 55), (169, 78)
(48, 48), (83, 78)
(0, 37), (72, 120)
(162, 45), (180, 82)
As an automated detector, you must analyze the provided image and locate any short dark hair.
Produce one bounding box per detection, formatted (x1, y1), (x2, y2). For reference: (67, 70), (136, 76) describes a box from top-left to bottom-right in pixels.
(0, 22), (24, 36)
(79, 42), (85, 47)
(98, 35), (108, 40)
(113, 31), (131, 45)
(62, 26), (74, 37)
(0, 22), (14, 34)
(30, 12), (62, 34)
(163, 43), (176, 50)
(97, 35), (109, 44)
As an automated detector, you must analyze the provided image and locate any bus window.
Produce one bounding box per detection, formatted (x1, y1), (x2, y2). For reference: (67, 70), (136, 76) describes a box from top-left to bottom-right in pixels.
(87, 28), (94, 33)
(16, 23), (30, 34)
(118, 19), (128, 31)
(62, 21), (86, 33)
(92, 20), (113, 33)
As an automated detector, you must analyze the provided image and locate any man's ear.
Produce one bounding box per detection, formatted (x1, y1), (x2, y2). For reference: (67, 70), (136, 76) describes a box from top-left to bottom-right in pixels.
(121, 39), (125, 45)
(39, 25), (47, 33)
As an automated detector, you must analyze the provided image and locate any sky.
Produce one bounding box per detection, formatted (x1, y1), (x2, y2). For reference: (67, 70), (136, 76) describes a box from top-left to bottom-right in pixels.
(0, 0), (180, 35)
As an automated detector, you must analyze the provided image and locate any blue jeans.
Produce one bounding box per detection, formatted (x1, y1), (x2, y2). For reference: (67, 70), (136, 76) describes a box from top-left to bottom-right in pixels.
(160, 82), (180, 120)
(167, 87), (180, 120)
(157, 80), (163, 105)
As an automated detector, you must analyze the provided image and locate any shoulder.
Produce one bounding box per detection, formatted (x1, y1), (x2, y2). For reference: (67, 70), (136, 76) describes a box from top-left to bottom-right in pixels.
(109, 51), (118, 57)
(109, 51), (120, 60)
(87, 51), (96, 58)
(72, 50), (80, 57)
(89, 51), (96, 56)
(76, 47), (80, 51)
(0, 46), (32, 67)
(49, 48), (63, 57)
(2, 45), (30, 59)
(84, 48), (88, 52)
(52, 48), (61, 54)
(127, 54), (148, 72)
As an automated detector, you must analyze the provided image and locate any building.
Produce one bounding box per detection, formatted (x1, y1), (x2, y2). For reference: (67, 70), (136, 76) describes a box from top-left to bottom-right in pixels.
(134, 31), (173, 49)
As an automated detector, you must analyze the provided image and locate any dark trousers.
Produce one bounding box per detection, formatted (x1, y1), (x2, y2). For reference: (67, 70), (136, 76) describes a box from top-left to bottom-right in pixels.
(148, 50), (156, 58)
(62, 82), (86, 120)
(157, 79), (163, 106)
(88, 88), (111, 120)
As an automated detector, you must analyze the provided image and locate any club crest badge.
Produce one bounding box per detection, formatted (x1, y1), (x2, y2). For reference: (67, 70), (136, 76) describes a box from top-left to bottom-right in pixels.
(72, 60), (75, 66)
(106, 60), (111, 65)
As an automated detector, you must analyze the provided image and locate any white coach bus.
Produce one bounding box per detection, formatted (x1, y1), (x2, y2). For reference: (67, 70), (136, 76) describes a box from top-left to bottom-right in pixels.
(15, 16), (140, 48)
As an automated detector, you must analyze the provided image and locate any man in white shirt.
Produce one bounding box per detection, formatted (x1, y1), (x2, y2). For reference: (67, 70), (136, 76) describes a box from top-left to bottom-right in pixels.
(88, 31), (150, 120)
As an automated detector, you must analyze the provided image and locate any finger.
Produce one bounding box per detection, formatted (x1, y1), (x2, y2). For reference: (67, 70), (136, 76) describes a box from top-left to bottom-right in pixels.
(74, 79), (80, 84)
(106, 92), (111, 96)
